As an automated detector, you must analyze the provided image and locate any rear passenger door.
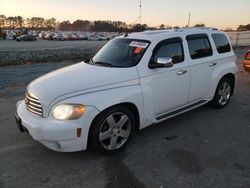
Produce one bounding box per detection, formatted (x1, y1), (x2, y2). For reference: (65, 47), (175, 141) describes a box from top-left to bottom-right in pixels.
(186, 34), (215, 103)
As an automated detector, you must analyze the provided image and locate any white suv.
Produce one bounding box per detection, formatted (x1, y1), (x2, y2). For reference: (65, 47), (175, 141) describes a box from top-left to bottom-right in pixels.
(15, 28), (238, 154)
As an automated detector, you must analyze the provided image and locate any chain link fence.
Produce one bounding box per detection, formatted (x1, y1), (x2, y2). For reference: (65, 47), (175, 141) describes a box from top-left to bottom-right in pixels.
(227, 31), (250, 47)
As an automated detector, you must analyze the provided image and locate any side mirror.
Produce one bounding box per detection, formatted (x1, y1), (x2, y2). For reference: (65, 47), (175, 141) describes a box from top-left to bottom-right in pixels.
(149, 57), (174, 69)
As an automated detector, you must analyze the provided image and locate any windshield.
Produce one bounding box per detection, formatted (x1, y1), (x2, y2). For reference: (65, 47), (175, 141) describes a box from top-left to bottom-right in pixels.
(91, 38), (150, 67)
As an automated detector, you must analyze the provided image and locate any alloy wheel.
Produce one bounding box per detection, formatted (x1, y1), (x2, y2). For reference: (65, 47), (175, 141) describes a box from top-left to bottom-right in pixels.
(218, 82), (231, 105)
(99, 112), (131, 150)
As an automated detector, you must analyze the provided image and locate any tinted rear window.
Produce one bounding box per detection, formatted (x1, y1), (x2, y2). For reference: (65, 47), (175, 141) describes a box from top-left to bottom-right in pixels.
(212, 34), (231, 54)
(187, 35), (213, 59)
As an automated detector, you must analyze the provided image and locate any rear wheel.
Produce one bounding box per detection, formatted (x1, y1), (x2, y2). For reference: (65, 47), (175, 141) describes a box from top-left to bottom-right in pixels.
(89, 106), (135, 155)
(211, 77), (233, 108)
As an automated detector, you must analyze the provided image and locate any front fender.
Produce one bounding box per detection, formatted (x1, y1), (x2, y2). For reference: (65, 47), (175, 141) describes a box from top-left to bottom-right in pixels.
(51, 85), (145, 129)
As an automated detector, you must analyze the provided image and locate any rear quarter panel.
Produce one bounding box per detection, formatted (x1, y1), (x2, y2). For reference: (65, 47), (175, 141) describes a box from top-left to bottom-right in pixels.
(208, 55), (237, 99)
(207, 32), (238, 99)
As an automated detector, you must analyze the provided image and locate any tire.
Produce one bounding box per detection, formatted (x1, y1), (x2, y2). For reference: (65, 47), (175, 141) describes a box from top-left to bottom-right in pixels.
(211, 77), (233, 109)
(89, 106), (135, 155)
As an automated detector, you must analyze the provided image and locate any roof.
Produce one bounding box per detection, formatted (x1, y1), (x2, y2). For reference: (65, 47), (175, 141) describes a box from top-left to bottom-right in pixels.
(123, 27), (224, 42)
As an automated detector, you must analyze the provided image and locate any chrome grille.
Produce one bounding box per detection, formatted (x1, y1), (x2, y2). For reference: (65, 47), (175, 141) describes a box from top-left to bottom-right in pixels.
(25, 92), (43, 116)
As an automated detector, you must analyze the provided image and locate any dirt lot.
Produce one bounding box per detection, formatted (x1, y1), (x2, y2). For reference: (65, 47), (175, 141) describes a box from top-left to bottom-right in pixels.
(0, 49), (250, 188)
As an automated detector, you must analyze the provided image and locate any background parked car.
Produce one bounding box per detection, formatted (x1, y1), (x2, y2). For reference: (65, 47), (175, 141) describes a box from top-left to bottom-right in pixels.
(2, 30), (123, 41)
(88, 34), (99, 41)
(38, 32), (46, 39)
(16, 34), (37, 41)
(53, 33), (68, 41)
(6, 32), (15, 40)
(49, 33), (55, 40)
(243, 50), (250, 72)
(78, 33), (88, 40)
(97, 34), (110, 41)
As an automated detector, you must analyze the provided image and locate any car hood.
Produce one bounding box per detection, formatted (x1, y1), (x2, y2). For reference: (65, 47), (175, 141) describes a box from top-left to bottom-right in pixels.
(28, 62), (139, 108)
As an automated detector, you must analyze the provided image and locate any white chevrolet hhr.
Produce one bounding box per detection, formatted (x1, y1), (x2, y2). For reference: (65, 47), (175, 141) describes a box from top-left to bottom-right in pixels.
(16, 28), (238, 154)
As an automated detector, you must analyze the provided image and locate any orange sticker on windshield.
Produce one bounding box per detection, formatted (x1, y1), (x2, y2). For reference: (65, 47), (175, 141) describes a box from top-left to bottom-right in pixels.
(134, 47), (142, 54)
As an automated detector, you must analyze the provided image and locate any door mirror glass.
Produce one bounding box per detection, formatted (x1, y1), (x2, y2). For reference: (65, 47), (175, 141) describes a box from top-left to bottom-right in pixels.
(157, 57), (173, 67)
(148, 57), (174, 69)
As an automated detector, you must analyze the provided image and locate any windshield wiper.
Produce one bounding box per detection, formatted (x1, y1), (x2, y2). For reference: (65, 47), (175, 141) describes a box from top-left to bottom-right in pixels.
(88, 58), (94, 65)
(93, 61), (113, 67)
(86, 58), (114, 67)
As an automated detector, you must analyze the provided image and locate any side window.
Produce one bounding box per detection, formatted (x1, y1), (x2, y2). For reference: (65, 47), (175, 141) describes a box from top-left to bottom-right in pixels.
(212, 34), (231, 54)
(153, 42), (184, 64)
(187, 35), (213, 59)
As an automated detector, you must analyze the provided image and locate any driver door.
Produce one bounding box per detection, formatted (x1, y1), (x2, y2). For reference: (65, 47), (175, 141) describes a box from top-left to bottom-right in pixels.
(139, 37), (190, 119)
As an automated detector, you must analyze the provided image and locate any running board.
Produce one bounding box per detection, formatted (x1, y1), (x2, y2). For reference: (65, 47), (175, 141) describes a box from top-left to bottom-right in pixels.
(156, 100), (208, 121)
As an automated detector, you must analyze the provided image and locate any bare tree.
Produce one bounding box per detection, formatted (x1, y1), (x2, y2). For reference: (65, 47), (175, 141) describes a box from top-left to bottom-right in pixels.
(6, 17), (16, 29)
(159, 24), (165, 29)
(0, 15), (6, 28)
(44, 18), (57, 30)
(29, 17), (45, 30)
(72, 20), (91, 31)
(16, 16), (24, 28)
(194, 23), (206, 27)
(58, 20), (71, 31)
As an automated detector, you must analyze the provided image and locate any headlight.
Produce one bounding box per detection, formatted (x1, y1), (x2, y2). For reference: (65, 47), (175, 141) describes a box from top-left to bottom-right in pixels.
(52, 104), (86, 120)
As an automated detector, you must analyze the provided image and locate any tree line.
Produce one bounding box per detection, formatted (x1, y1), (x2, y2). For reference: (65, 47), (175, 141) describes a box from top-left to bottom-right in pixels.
(0, 15), (156, 32)
(0, 15), (57, 30)
(0, 15), (250, 32)
(237, 24), (250, 31)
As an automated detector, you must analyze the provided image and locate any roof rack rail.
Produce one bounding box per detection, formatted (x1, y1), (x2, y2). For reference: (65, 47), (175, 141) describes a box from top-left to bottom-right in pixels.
(175, 27), (219, 32)
(143, 29), (172, 32)
(194, 27), (219, 30)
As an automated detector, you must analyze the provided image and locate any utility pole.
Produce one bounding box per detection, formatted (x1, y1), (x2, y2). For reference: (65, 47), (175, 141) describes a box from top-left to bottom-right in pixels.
(187, 12), (191, 27)
(134, 0), (142, 25)
(139, 0), (142, 25)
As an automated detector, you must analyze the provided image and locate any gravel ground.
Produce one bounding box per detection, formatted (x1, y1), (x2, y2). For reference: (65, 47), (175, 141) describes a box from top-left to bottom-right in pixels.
(0, 49), (250, 188)
(0, 40), (107, 51)
(0, 40), (107, 66)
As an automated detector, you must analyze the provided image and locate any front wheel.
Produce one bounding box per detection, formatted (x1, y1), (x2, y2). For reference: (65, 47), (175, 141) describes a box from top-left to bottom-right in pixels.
(89, 106), (135, 155)
(211, 77), (233, 108)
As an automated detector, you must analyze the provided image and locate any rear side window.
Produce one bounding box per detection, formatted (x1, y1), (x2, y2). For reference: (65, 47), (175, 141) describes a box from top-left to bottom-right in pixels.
(153, 42), (184, 64)
(187, 34), (213, 59)
(212, 34), (231, 54)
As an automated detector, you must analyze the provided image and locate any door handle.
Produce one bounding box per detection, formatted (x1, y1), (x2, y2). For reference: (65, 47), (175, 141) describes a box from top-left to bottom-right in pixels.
(209, 62), (217, 67)
(177, 70), (187, 75)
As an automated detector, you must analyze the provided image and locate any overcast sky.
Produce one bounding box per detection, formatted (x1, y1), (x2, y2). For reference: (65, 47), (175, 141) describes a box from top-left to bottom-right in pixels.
(0, 0), (249, 29)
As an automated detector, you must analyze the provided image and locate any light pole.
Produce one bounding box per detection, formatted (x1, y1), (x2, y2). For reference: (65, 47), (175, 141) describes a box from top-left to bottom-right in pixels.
(188, 12), (191, 27)
(139, 0), (142, 25)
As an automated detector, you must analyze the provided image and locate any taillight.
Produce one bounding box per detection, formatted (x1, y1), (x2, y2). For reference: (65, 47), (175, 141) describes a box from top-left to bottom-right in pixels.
(245, 51), (250, 60)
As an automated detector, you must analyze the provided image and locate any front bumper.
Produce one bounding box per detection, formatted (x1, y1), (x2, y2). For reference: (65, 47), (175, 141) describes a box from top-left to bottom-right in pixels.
(15, 113), (29, 133)
(16, 100), (100, 152)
